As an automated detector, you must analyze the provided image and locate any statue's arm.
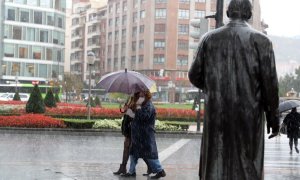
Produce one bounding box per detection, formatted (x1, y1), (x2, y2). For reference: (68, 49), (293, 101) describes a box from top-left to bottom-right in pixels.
(259, 38), (280, 134)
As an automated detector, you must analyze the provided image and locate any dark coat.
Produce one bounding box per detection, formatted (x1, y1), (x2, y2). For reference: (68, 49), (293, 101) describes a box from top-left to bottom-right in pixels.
(188, 20), (279, 180)
(283, 111), (300, 138)
(130, 101), (158, 159)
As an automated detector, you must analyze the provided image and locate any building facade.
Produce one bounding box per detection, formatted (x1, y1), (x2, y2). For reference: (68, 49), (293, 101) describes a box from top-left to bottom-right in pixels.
(0, 0), (66, 84)
(70, 2), (106, 86)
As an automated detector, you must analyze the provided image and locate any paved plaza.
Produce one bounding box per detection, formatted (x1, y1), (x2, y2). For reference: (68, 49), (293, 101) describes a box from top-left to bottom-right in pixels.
(0, 129), (299, 180)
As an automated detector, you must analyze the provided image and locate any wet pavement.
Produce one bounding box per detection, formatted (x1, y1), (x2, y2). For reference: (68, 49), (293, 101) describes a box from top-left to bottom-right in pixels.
(0, 130), (299, 180)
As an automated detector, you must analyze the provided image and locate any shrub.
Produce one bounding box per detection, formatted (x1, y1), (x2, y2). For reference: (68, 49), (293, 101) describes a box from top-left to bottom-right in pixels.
(26, 84), (45, 113)
(55, 92), (60, 103)
(86, 97), (96, 107)
(44, 89), (57, 108)
(13, 91), (21, 101)
(93, 119), (121, 129)
(155, 120), (181, 131)
(63, 119), (95, 129)
(95, 96), (101, 107)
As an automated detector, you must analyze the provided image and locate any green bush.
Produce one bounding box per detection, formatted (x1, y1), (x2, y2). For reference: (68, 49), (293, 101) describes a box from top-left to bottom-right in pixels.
(55, 92), (60, 103)
(44, 89), (57, 108)
(26, 84), (45, 113)
(86, 97), (96, 107)
(95, 96), (101, 107)
(13, 91), (21, 101)
(63, 119), (95, 129)
(155, 120), (181, 131)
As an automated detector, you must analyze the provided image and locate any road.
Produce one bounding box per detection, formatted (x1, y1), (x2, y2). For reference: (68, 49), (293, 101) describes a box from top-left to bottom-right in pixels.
(0, 130), (299, 180)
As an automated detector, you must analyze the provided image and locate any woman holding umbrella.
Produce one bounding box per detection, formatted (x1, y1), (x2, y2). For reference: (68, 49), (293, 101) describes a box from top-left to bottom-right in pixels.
(122, 90), (166, 179)
(113, 93), (152, 175)
(283, 107), (300, 154)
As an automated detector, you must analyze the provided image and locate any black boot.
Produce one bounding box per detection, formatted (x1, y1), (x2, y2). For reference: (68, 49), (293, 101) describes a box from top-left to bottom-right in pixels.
(113, 164), (127, 175)
(150, 169), (166, 179)
(296, 147), (299, 154)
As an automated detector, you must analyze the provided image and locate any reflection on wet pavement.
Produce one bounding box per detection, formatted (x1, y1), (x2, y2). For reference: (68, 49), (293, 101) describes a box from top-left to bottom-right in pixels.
(0, 131), (299, 180)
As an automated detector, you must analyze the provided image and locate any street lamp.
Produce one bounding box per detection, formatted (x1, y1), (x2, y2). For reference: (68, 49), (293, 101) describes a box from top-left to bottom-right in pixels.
(87, 51), (95, 120)
(15, 76), (18, 93)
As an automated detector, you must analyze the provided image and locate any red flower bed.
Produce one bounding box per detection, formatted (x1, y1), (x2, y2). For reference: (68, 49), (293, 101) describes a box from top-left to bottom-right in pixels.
(0, 114), (66, 128)
(57, 102), (86, 107)
(46, 107), (121, 118)
(0, 101), (26, 105)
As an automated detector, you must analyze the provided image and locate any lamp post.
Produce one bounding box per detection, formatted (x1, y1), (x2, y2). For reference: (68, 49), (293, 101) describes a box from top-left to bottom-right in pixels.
(15, 76), (18, 93)
(87, 51), (95, 120)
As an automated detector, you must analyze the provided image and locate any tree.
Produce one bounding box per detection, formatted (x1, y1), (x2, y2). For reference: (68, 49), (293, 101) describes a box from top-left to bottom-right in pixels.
(26, 84), (45, 113)
(13, 91), (21, 101)
(95, 96), (101, 107)
(87, 97), (96, 107)
(44, 88), (57, 108)
(63, 73), (84, 101)
(55, 92), (61, 103)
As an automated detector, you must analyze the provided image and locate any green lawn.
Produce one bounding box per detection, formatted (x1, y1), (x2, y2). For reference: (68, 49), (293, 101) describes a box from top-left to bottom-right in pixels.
(100, 102), (193, 110)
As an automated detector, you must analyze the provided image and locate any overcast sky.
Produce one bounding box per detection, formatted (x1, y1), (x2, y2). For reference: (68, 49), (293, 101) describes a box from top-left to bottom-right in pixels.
(260, 0), (300, 37)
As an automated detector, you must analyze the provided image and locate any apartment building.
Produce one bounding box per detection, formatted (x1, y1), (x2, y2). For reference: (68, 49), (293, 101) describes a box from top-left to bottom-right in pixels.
(0, 0), (66, 84)
(70, 2), (106, 86)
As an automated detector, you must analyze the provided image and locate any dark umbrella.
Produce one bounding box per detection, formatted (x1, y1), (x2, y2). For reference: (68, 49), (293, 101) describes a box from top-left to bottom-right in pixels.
(96, 69), (156, 94)
(279, 100), (300, 113)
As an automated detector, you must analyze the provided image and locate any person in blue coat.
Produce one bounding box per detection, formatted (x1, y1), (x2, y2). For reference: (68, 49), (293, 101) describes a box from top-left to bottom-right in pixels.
(122, 90), (166, 179)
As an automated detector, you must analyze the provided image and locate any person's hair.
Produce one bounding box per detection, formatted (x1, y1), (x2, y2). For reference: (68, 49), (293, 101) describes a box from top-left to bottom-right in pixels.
(292, 107), (297, 112)
(142, 90), (152, 106)
(226, 0), (252, 20)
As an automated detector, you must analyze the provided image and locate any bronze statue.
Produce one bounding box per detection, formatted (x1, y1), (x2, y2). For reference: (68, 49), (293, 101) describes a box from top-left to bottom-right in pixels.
(188, 0), (280, 179)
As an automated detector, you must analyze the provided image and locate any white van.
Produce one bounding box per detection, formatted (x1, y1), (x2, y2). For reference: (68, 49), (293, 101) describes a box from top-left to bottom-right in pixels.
(0, 93), (29, 101)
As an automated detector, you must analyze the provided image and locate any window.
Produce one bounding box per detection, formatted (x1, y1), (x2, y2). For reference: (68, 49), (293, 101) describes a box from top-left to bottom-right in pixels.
(13, 26), (22, 40)
(121, 43), (126, 55)
(133, 0), (138, 8)
(132, 27), (137, 37)
(53, 31), (59, 44)
(122, 15), (127, 25)
(131, 56), (136, 69)
(178, 24), (189, 34)
(139, 55), (144, 63)
(122, 29), (126, 39)
(123, 1), (127, 12)
(177, 55), (188, 65)
(57, 17), (63, 28)
(19, 45), (28, 58)
(108, 32), (112, 40)
(155, 24), (166, 33)
(40, 0), (52, 8)
(11, 62), (20, 76)
(139, 40), (144, 49)
(40, 30), (48, 43)
(140, 25), (144, 33)
(155, 9), (166, 19)
(20, 11), (29, 22)
(4, 44), (14, 57)
(34, 11), (43, 24)
(156, 0), (167, 3)
(109, 5), (113, 13)
(195, 0), (205, 2)
(25, 63), (34, 77)
(140, 10), (145, 19)
(178, 9), (189, 19)
(27, 0), (37, 6)
(153, 55), (165, 64)
(109, 19), (113, 26)
(32, 46), (42, 59)
(195, 10), (205, 18)
(121, 57), (125, 68)
(47, 14), (54, 26)
(115, 17), (120, 26)
(46, 48), (52, 60)
(178, 40), (189, 50)
(116, 3), (120, 13)
(26, 28), (35, 41)
(7, 9), (15, 21)
(132, 41), (136, 51)
(179, 0), (190, 3)
(114, 44), (119, 54)
(15, 0), (26, 4)
(115, 31), (119, 40)
(154, 40), (165, 49)
(39, 64), (47, 78)
(114, 58), (118, 70)
(133, 12), (138, 23)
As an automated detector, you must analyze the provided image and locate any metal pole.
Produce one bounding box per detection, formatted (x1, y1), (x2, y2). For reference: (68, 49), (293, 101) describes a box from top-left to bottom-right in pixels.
(215, 0), (224, 28)
(88, 64), (92, 120)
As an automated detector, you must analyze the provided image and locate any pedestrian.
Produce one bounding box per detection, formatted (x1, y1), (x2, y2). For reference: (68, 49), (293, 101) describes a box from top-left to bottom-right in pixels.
(122, 90), (166, 179)
(188, 0), (279, 179)
(283, 107), (300, 154)
(113, 93), (152, 175)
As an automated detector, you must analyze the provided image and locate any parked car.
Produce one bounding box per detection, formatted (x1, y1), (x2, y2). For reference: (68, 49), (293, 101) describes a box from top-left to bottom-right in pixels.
(0, 93), (29, 101)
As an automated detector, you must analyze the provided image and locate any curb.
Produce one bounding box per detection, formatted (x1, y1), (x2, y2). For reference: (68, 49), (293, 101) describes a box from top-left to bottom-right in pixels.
(0, 127), (202, 138)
